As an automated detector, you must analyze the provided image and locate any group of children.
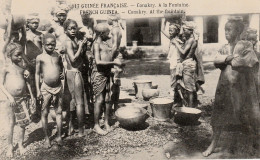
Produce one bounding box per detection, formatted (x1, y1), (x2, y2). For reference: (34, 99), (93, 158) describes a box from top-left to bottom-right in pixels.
(0, 6), (124, 158)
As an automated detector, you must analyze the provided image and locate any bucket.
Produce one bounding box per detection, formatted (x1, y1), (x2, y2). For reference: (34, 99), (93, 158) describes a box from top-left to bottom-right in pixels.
(150, 98), (174, 121)
(133, 80), (152, 98)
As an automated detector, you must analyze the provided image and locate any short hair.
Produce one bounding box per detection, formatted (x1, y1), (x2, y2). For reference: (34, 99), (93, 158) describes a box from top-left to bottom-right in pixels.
(42, 33), (56, 44)
(5, 42), (23, 58)
(94, 23), (110, 36)
(63, 19), (78, 31)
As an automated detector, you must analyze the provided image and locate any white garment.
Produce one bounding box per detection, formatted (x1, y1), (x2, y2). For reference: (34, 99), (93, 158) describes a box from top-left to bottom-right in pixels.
(168, 44), (178, 69)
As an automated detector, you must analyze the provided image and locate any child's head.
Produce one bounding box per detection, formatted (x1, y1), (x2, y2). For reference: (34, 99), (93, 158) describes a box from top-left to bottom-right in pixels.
(27, 16), (40, 31)
(241, 28), (258, 46)
(63, 19), (78, 38)
(42, 33), (56, 53)
(181, 21), (195, 38)
(169, 23), (180, 38)
(107, 14), (120, 25)
(225, 16), (244, 43)
(56, 9), (67, 25)
(81, 14), (94, 27)
(6, 42), (23, 63)
(95, 23), (110, 41)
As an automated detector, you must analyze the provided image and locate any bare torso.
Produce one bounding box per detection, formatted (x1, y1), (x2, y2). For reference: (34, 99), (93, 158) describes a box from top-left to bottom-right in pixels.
(96, 41), (113, 73)
(38, 52), (62, 87)
(65, 38), (84, 70)
(4, 64), (26, 97)
(111, 26), (122, 49)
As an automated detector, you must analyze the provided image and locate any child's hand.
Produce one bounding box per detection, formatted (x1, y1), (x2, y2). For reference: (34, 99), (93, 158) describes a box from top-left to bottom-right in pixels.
(60, 72), (64, 80)
(24, 70), (30, 79)
(8, 96), (16, 107)
(37, 92), (43, 101)
(79, 37), (88, 48)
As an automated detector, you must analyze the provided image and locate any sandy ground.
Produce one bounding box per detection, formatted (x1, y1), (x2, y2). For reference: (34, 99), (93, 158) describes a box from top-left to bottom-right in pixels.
(0, 57), (259, 160)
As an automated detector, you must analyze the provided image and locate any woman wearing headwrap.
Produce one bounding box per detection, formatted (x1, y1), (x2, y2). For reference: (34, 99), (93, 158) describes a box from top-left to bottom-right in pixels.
(203, 17), (260, 157)
(172, 21), (199, 107)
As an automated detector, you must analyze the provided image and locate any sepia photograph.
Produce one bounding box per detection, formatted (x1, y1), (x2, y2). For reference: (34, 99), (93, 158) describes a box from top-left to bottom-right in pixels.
(0, 0), (259, 159)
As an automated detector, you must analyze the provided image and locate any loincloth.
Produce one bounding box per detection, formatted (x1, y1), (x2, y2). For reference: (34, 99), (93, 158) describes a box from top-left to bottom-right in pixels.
(91, 70), (111, 102)
(40, 81), (62, 111)
(178, 58), (196, 92)
(66, 70), (89, 113)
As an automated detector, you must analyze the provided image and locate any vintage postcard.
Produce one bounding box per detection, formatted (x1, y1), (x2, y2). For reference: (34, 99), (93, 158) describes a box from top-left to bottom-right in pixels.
(0, 0), (259, 159)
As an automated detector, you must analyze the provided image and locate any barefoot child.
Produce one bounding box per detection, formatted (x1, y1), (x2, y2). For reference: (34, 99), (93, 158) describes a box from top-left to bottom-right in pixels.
(161, 18), (181, 97)
(63, 19), (88, 137)
(107, 14), (124, 115)
(91, 23), (123, 135)
(0, 42), (36, 157)
(203, 17), (260, 157)
(35, 33), (64, 147)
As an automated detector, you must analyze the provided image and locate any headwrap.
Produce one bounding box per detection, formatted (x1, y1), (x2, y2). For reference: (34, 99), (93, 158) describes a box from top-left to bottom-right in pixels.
(182, 21), (196, 30)
(95, 23), (110, 34)
(6, 42), (23, 58)
(26, 13), (40, 23)
(55, 4), (69, 15)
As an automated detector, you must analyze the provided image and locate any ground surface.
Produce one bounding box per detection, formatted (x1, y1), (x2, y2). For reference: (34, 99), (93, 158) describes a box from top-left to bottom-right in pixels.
(0, 57), (259, 160)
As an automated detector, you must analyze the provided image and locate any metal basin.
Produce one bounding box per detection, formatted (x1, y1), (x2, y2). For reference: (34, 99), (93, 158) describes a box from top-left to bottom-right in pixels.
(150, 98), (174, 121)
(115, 107), (149, 129)
(174, 107), (202, 123)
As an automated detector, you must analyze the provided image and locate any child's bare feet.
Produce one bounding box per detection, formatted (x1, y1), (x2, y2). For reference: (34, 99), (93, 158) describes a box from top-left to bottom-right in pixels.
(78, 132), (85, 138)
(44, 138), (51, 148)
(55, 137), (63, 146)
(18, 145), (27, 155)
(104, 123), (113, 132)
(93, 125), (108, 135)
(6, 146), (14, 158)
(202, 144), (215, 157)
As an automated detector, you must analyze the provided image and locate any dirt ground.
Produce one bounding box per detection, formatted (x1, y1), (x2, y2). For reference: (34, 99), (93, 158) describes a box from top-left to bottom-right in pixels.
(0, 57), (259, 160)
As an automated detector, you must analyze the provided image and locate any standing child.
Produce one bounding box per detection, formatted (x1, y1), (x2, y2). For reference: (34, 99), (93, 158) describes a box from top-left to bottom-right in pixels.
(63, 19), (88, 137)
(0, 42), (35, 157)
(35, 33), (64, 147)
(161, 18), (181, 97)
(91, 23), (123, 135)
(203, 17), (260, 157)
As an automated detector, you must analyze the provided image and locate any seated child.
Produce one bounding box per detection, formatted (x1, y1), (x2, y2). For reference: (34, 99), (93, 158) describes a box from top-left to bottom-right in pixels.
(0, 42), (35, 158)
(91, 23), (123, 135)
(35, 33), (64, 148)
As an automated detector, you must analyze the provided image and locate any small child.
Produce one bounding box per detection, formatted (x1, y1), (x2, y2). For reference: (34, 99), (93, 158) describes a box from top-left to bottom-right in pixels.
(0, 42), (35, 158)
(91, 23), (123, 135)
(35, 33), (64, 148)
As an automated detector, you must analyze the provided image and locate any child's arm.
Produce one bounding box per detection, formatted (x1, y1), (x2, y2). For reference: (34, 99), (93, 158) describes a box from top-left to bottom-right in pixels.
(35, 55), (42, 100)
(66, 38), (87, 63)
(93, 43), (122, 67)
(0, 67), (16, 107)
(58, 55), (64, 80)
(111, 29), (120, 60)
(161, 18), (170, 39)
(173, 38), (194, 55)
(2, 15), (12, 57)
